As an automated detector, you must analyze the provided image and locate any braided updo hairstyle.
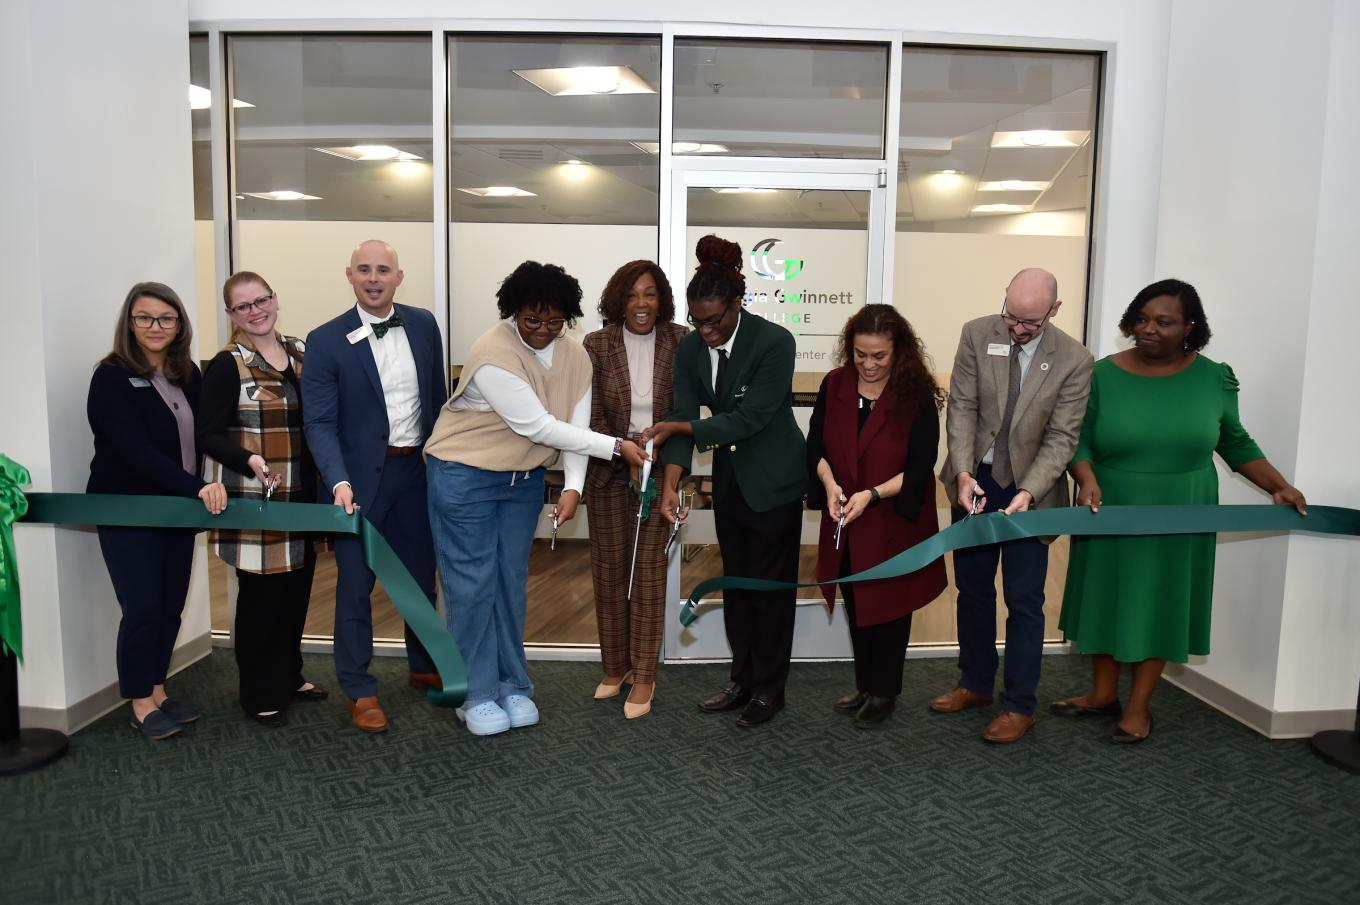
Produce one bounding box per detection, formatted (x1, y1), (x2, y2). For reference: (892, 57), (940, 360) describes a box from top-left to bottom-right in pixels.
(686, 235), (745, 305)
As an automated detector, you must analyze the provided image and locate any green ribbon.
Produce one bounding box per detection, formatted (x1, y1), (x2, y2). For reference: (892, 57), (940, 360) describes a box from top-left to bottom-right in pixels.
(0, 455), (31, 662)
(18, 492), (466, 707)
(628, 473), (658, 521)
(680, 504), (1360, 627)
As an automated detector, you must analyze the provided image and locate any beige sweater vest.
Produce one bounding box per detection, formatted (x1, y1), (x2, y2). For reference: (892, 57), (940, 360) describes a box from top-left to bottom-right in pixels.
(424, 321), (593, 471)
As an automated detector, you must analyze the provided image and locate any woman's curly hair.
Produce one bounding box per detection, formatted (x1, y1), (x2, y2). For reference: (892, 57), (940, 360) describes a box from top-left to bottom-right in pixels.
(496, 260), (585, 326)
(598, 260), (675, 326)
(833, 304), (944, 411)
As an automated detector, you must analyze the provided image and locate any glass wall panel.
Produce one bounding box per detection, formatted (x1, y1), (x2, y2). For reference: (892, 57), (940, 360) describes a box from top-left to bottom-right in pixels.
(448, 34), (662, 646)
(212, 34), (435, 640)
(895, 46), (1101, 644)
(189, 36), (217, 347)
(673, 39), (888, 159)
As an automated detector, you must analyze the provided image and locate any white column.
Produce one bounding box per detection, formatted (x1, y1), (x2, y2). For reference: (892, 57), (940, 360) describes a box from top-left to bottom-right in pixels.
(0, 0), (207, 730)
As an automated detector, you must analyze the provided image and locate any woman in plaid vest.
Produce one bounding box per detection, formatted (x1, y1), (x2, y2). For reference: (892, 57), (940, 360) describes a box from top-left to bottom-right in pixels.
(198, 271), (325, 726)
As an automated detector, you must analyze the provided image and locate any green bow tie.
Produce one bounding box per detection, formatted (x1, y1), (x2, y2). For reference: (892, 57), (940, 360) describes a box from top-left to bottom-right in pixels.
(371, 311), (404, 339)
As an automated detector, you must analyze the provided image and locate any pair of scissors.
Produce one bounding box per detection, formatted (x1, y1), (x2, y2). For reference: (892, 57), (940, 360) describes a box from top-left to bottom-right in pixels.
(550, 507), (559, 551)
(664, 489), (690, 557)
(833, 493), (847, 549)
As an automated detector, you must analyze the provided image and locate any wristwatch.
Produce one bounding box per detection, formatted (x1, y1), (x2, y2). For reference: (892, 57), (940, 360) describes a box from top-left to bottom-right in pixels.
(868, 487), (881, 505)
(613, 437), (624, 459)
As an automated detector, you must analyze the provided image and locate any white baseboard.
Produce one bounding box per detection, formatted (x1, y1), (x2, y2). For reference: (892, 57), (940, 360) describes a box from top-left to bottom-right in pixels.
(1164, 663), (1356, 739)
(19, 633), (214, 735)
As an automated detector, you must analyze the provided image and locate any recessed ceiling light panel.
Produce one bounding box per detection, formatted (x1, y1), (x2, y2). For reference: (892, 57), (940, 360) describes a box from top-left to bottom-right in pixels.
(990, 130), (1088, 149)
(630, 141), (729, 155)
(457, 186), (537, 198)
(972, 203), (1032, 214)
(513, 66), (656, 96)
(978, 180), (1051, 192)
(315, 145), (423, 162)
(242, 190), (321, 201)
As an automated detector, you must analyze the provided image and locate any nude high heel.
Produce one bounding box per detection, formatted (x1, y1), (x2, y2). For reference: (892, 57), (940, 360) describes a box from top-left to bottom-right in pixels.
(593, 671), (633, 700)
(623, 683), (654, 720)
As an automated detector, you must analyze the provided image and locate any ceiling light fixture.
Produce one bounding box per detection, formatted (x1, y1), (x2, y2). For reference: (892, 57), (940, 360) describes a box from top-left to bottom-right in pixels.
(241, 190), (321, 201)
(315, 145), (423, 162)
(711, 187), (778, 194)
(457, 186), (537, 198)
(978, 180), (1051, 192)
(630, 141), (729, 155)
(990, 130), (1088, 149)
(513, 65), (656, 97)
(972, 203), (1032, 214)
(930, 169), (962, 176)
(188, 84), (254, 110)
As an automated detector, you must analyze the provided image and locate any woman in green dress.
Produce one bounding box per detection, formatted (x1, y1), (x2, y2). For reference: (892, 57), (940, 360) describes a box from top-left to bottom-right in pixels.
(1051, 279), (1306, 743)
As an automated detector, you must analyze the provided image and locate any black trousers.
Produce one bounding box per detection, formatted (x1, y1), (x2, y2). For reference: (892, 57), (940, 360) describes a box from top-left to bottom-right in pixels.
(234, 542), (316, 714)
(97, 526), (196, 700)
(712, 485), (801, 701)
(842, 582), (913, 698)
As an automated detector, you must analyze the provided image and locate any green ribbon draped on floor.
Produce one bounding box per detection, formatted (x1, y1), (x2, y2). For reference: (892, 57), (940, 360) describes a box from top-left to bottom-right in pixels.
(18, 492), (466, 707)
(0, 455), (31, 662)
(680, 504), (1360, 627)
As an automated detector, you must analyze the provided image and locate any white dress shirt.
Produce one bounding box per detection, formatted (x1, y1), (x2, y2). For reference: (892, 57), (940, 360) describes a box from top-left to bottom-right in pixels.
(707, 311), (742, 388)
(452, 321), (615, 494)
(356, 303), (423, 447)
(981, 330), (1040, 465)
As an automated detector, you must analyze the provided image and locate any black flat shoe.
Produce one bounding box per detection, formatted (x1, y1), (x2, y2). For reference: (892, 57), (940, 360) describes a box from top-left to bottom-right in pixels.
(1050, 698), (1122, 718)
(1110, 714), (1152, 744)
(698, 683), (751, 713)
(853, 695), (896, 729)
(736, 695), (784, 728)
(833, 690), (867, 715)
(294, 684), (329, 702)
(250, 711), (289, 728)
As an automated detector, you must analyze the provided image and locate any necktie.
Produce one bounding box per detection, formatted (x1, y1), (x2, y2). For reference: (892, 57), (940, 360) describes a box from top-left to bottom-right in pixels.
(715, 348), (729, 396)
(990, 343), (1023, 488)
(371, 311), (404, 339)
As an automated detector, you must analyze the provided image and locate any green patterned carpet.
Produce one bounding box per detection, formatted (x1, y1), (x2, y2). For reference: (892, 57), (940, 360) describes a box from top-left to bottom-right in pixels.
(3, 652), (1357, 905)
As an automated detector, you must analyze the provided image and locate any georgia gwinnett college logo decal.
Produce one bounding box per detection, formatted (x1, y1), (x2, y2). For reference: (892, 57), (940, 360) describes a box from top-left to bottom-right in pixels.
(750, 238), (803, 281)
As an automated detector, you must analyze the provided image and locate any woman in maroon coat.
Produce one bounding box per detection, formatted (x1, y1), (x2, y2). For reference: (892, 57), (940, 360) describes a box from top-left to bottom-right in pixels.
(808, 305), (948, 728)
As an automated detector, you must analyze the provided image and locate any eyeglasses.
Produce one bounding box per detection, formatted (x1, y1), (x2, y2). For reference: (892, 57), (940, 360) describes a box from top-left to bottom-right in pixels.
(227, 293), (275, 316)
(131, 314), (180, 330)
(686, 308), (732, 331)
(520, 314), (566, 333)
(1000, 302), (1055, 330)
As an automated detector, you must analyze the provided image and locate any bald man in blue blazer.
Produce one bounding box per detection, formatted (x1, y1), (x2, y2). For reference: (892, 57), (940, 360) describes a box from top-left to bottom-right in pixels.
(302, 239), (447, 733)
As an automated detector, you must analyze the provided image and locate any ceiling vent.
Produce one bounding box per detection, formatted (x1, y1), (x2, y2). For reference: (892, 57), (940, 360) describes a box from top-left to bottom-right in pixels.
(497, 148), (544, 161)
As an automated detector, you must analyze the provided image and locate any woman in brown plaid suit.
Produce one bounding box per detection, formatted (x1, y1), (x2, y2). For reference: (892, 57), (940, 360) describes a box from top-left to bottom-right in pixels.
(583, 261), (686, 719)
(198, 272), (325, 727)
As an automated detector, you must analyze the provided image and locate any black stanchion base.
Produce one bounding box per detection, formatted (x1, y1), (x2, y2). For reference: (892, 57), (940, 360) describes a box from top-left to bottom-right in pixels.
(0, 728), (69, 776)
(1310, 730), (1360, 775)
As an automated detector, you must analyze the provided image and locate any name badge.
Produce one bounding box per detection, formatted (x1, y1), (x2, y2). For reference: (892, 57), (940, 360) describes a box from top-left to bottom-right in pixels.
(987, 343), (1010, 357)
(346, 324), (374, 345)
(128, 377), (151, 387)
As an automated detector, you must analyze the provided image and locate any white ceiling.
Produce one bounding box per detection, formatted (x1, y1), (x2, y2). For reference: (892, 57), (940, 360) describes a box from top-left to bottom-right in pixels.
(190, 36), (1097, 229)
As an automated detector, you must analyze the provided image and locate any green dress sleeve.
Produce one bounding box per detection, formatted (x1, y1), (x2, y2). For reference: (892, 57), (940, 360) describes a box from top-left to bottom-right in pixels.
(1215, 362), (1265, 470)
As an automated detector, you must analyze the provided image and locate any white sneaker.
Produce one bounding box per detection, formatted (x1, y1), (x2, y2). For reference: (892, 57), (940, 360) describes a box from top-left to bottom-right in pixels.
(499, 694), (540, 729)
(455, 700), (511, 736)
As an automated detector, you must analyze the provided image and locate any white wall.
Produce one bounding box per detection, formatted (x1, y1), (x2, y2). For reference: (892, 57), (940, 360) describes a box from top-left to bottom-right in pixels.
(2, 0), (201, 718)
(1154, 0), (1358, 717)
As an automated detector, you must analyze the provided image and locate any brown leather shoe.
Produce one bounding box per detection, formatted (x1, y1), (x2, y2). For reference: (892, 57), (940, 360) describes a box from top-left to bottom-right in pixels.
(348, 696), (389, 733)
(408, 672), (442, 691)
(928, 687), (995, 713)
(982, 711), (1035, 743)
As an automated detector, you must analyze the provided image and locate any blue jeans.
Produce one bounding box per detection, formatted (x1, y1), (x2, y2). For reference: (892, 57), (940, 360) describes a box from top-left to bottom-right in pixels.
(427, 459), (543, 707)
(951, 464), (1049, 715)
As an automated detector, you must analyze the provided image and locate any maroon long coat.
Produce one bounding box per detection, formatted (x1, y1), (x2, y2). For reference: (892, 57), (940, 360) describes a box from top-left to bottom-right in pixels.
(815, 366), (947, 626)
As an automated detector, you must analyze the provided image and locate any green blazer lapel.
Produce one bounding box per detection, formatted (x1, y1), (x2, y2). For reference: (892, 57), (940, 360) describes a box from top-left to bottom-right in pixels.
(717, 313), (760, 406)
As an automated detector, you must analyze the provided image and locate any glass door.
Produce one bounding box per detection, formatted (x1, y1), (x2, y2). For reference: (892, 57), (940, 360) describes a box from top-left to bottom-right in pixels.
(662, 168), (888, 662)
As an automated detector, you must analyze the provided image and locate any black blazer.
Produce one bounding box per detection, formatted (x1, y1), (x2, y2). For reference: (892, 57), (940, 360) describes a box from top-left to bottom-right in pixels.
(86, 361), (206, 497)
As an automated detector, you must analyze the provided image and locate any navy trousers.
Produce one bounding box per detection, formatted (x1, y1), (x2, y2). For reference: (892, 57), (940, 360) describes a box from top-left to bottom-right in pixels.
(97, 525), (196, 700)
(951, 464), (1049, 715)
(333, 452), (438, 699)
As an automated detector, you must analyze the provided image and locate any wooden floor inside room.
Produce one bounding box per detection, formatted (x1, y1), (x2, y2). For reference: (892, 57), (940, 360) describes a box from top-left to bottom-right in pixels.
(210, 532), (1068, 648)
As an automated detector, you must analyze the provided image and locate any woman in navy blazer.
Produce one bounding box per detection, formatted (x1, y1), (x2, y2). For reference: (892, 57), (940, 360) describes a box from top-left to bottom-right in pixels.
(88, 282), (227, 741)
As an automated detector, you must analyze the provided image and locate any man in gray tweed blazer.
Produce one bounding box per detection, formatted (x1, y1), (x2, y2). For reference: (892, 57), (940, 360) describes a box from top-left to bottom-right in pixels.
(931, 268), (1093, 743)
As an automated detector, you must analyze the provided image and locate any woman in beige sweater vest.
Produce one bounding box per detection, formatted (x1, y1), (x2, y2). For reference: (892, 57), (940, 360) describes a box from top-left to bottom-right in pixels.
(425, 261), (647, 737)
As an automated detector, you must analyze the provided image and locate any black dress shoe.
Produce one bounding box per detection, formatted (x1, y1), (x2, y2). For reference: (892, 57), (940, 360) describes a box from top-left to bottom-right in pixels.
(833, 690), (867, 715)
(853, 695), (896, 729)
(294, 685), (329, 702)
(249, 711), (289, 728)
(735, 695), (784, 728)
(1111, 714), (1152, 745)
(698, 683), (751, 713)
(1049, 698), (1121, 718)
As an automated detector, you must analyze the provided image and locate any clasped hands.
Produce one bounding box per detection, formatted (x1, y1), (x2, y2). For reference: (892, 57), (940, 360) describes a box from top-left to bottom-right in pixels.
(823, 480), (874, 527)
(956, 473), (1032, 515)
